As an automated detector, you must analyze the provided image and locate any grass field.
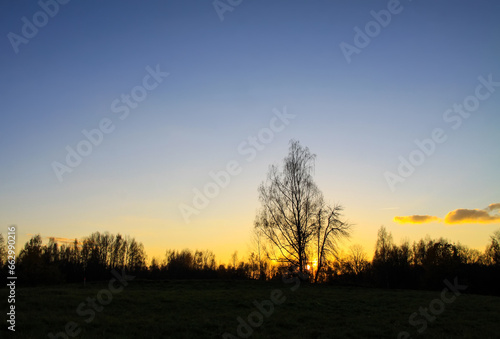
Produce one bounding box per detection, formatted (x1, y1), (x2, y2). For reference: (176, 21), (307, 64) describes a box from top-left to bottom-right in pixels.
(3, 278), (500, 338)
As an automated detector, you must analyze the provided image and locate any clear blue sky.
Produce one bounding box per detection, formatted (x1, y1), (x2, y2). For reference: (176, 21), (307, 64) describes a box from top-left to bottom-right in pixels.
(1, 0), (499, 262)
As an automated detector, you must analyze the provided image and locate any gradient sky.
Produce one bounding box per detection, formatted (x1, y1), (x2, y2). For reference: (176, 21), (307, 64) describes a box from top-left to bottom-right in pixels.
(1, 0), (499, 264)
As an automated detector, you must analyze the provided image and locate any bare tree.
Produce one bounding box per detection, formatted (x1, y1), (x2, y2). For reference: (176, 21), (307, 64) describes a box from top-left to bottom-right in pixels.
(347, 244), (368, 275)
(485, 229), (500, 265)
(110, 234), (127, 269)
(127, 238), (146, 271)
(230, 251), (238, 269)
(193, 250), (216, 270)
(201, 250), (216, 270)
(313, 205), (351, 282)
(373, 226), (394, 264)
(248, 228), (267, 279)
(255, 140), (351, 278)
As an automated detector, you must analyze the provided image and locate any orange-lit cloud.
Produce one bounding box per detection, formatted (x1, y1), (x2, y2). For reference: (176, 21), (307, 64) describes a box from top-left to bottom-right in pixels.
(444, 208), (500, 225)
(393, 215), (441, 224)
(394, 203), (500, 225)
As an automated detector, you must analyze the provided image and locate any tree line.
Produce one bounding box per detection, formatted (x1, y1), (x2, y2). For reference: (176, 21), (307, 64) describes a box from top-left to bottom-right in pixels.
(1, 140), (498, 294)
(0, 232), (147, 284)
(325, 226), (500, 295)
(0, 226), (499, 295)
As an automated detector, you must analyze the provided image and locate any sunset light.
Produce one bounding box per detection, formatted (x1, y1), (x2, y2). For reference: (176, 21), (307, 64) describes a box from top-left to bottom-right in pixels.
(1, 1), (499, 337)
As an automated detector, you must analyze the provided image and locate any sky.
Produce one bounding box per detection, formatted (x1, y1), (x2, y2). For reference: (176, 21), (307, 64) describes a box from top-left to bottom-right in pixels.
(1, 0), (499, 264)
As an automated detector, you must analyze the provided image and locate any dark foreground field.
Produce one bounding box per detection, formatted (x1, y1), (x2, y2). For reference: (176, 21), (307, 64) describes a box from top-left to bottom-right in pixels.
(3, 278), (500, 338)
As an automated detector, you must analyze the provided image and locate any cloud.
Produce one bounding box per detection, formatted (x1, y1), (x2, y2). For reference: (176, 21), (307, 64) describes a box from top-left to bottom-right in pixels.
(394, 203), (500, 225)
(393, 215), (441, 224)
(486, 203), (500, 212)
(444, 208), (500, 225)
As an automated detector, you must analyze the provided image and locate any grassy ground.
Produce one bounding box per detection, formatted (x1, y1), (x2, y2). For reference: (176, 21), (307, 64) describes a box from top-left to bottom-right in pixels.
(2, 279), (500, 338)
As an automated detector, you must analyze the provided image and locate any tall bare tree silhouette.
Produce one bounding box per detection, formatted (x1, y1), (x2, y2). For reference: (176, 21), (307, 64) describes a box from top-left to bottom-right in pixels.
(255, 140), (351, 280)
